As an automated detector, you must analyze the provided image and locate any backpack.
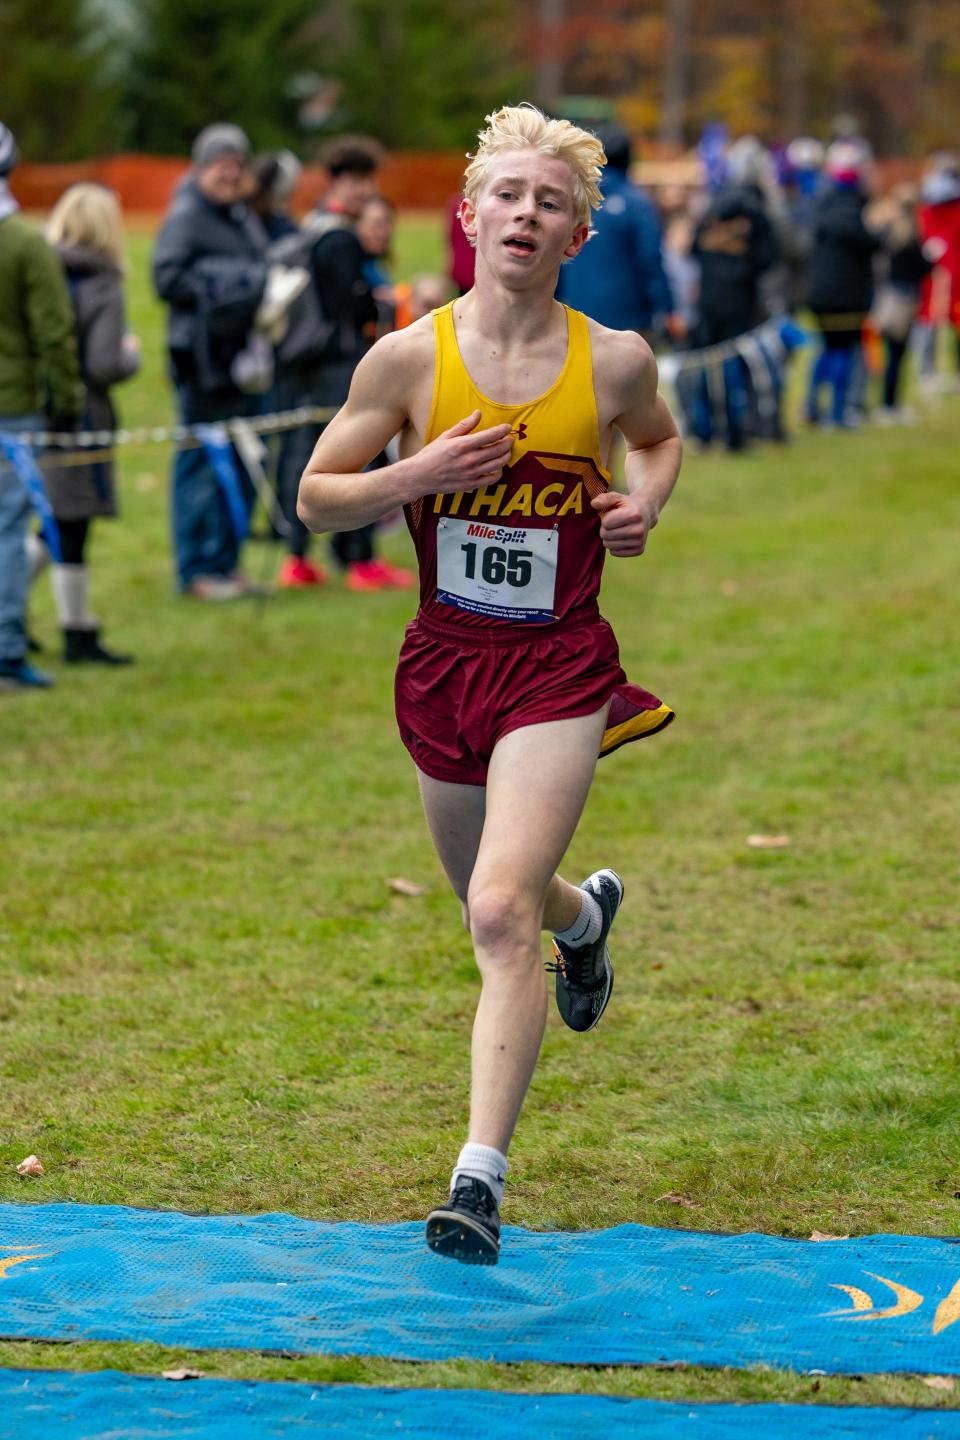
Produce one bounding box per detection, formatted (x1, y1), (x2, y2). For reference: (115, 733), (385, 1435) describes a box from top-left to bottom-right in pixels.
(267, 214), (346, 369)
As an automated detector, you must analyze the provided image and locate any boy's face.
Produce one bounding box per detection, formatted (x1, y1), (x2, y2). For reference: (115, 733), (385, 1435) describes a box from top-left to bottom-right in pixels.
(461, 148), (589, 287)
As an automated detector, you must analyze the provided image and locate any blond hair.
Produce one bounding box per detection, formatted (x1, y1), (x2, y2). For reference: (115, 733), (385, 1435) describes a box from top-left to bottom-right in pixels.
(46, 183), (126, 269)
(463, 104), (605, 229)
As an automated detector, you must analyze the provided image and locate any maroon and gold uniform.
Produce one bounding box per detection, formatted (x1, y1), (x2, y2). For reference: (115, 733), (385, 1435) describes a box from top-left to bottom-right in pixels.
(395, 301), (672, 784)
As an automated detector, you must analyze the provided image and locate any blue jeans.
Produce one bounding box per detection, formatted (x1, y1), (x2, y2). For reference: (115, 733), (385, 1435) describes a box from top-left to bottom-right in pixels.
(171, 386), (257, 588)
(807, 324), (862, 426)
(0, 414), (42, 662)
(692, 356), (749, 450)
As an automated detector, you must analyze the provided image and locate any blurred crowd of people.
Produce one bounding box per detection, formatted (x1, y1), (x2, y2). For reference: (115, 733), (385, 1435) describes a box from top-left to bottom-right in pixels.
(0, 119), (452, 690)
(555, 119), (960, 452)
(1, 112), (958, 692)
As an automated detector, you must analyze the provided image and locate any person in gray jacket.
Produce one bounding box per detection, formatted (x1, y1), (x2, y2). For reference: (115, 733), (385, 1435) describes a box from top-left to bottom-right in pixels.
(0, 122), (82, 690)
(153, 124), (267, 598)
(41, 183), (140, 664)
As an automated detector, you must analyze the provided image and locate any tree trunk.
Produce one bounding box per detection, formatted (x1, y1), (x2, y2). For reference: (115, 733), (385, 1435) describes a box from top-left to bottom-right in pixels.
(661, 0), (691, 150)
(779, 0), (807, 139)
(537, 0), (566, 111)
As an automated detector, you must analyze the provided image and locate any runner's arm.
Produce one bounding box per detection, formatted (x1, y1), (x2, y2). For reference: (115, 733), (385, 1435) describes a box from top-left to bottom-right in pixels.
(593, 333), (682, 557)
(297, 331), (514, 533)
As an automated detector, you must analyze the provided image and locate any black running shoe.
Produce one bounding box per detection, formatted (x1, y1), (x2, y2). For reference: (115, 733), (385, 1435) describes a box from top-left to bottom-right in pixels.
(547, 868), (623, 1032)
(425, 1177), (501, 1265)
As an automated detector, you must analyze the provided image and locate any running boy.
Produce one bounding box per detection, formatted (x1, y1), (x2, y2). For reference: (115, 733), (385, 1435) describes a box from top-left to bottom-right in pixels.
(298, 104), (682, 1264)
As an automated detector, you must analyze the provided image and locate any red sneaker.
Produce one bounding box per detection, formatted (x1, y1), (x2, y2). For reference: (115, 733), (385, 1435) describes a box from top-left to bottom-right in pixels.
(368, 558), (416, 590)
(279, 556), (328, 588)
(345, 559), (392, 592)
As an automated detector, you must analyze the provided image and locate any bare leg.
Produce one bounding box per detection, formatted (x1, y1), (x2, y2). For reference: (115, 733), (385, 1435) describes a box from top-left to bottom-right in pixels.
(415, 770), (486, 930)
(465, 706), (607, 1153)
(416, 781), (591, 938)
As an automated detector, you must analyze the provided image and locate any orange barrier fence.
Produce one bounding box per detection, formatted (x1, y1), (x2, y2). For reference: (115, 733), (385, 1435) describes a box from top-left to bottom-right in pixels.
(10, 150), (923, 216)
(10, 152), (468, 214)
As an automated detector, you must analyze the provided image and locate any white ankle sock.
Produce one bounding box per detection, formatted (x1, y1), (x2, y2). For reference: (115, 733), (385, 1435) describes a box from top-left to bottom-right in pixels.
(51, 565), (96, 629)
(452, 1142), (508, 1206)
(554, 888), (602, 947)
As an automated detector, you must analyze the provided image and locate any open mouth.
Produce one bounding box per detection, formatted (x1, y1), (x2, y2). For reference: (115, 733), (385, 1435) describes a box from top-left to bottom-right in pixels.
(503, 236), (537, 256)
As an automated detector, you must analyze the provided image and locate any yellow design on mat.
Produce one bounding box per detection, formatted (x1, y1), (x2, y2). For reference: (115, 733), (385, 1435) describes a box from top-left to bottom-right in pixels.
(0, 1250), (53, 1279)
(934, 1278), (960, 1336)
(830, 1283), (874, 1312)
(830, 1272), (924, 1321)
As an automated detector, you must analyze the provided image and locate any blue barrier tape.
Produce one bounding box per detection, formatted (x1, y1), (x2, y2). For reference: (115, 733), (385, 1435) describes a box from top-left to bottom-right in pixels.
(0, 433), (61, 562)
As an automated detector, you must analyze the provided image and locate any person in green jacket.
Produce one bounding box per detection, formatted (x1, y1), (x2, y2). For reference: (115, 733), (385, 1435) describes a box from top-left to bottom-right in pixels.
(0, 122), (82, 690)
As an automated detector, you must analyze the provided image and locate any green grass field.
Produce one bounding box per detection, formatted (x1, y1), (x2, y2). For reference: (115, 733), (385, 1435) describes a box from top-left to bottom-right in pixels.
(1, 216), (959, 1409)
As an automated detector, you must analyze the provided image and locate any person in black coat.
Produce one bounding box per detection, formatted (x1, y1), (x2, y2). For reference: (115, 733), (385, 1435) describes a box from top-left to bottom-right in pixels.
(153, 124), (268, 598)
(871, 185), (945, 421)
(690, 138), (778, 450)
(42, 183), (140, 663)
(278, 137), (411, 592)
(805, 142), (881, 428)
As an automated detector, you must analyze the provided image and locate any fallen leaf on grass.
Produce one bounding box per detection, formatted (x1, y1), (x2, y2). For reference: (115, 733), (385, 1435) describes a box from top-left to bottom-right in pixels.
(719, 579), (740, 596)
(655, 1191), (699, 1208)
(922, 1376), (955, 1392)
(16, 1155), (44, 1177)
(162, 1368), (203, 1381)
(387, 877), (427, 897)
(746, 834), (790, 849)
(810, 1231), (850, 1242)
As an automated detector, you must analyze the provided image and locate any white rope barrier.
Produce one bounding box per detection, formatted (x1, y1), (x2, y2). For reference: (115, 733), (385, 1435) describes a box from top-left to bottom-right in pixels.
(6, 404), (339, 452)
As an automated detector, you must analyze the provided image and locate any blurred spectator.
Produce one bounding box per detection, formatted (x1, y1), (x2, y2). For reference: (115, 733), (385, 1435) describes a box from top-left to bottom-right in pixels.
(350, 192), (416, 589)
(0, 121), (81, 690)
(447, 193), (475, 295)
(357, 195), (401, 334)
(248, 151), (302, 241)
(871, 186), (945, 423)
(829, 113), (874, 171)
(284, 137), (411, 592)
(690, 137), (778, 449)
(153, 122), (268, 599)
(247, 150), (305, 551)
(662, 213), (700, 339)
(781, 137), (824, 313)
(408, 275), (449, 322)
(661, 212), (700, 438)
(271, 137), (379, 588)
(916, 153), (960, 391)
(805, 141), (881, 428)
(41, 184), (140, 663)
(556, 125), (677, 344)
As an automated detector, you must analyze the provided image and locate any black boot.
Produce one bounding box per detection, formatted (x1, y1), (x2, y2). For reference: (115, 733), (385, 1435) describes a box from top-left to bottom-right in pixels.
(63, 627), (135, 666)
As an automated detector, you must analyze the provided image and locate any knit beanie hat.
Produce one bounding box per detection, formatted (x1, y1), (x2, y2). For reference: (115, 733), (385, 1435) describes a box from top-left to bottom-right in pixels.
(824, 140), (864, 186)
(191, 123), (250, 170)
(0, 123), (19, 178)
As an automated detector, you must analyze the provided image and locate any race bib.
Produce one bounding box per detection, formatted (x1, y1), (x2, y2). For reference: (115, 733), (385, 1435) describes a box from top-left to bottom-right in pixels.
(436, 517), (558, 623)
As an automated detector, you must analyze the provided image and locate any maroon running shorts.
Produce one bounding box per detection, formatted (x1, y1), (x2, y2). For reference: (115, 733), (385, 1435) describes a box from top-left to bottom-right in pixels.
(395, 611), (627, 786)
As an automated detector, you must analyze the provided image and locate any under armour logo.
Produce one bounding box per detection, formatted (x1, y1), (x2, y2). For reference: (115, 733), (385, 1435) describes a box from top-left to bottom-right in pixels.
(511, 423), (528, 441)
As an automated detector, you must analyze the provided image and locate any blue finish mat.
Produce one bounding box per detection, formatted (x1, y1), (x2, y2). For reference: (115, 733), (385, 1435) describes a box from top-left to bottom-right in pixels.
(2, 1370), (959, 1440)
(3, 1204), (960, 1374)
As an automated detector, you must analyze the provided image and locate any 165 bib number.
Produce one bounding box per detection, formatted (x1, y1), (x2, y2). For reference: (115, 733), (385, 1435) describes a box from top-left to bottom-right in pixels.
(436, 517), (557, 623)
